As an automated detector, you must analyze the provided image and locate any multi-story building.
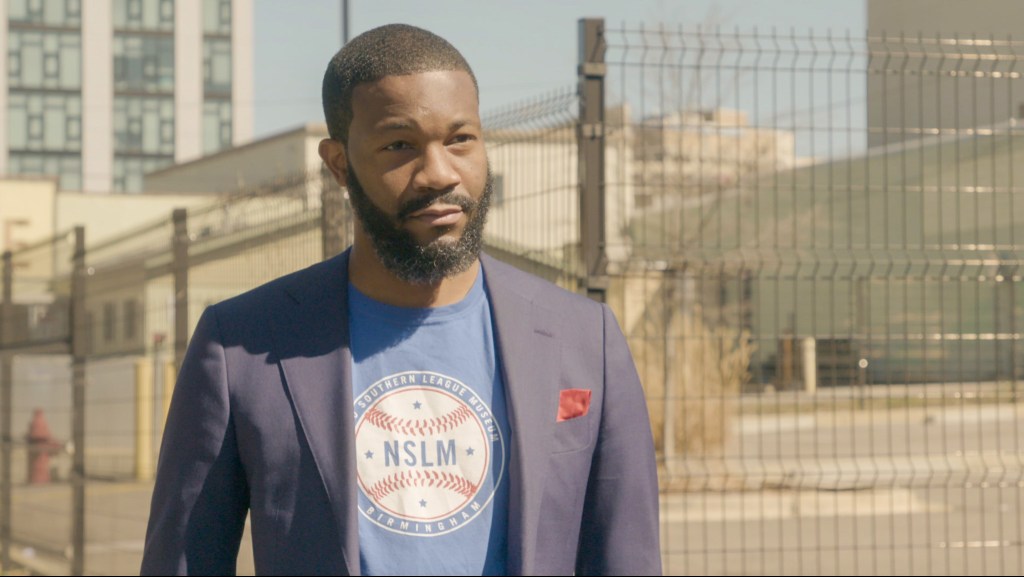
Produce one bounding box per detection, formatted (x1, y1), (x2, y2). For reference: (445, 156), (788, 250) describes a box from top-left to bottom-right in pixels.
(0, 0), (253, 192)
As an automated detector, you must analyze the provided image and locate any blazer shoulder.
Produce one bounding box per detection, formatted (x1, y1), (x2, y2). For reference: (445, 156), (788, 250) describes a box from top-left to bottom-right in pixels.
(481, 253), (605, 316)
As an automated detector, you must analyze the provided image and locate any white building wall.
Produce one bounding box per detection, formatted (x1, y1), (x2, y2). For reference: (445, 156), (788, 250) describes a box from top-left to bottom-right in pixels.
(232, 0), (254, 146)
(175, 0), (203, 163)
(81, 0), (113, 192)
(0, 0), (8, 176)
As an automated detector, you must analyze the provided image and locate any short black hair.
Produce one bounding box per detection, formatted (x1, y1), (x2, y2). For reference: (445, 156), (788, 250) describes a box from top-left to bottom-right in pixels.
(322, 24), (479, 143)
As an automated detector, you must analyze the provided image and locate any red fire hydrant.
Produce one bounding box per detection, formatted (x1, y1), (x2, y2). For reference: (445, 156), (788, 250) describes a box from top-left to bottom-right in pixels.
(26, 409), (61, 485)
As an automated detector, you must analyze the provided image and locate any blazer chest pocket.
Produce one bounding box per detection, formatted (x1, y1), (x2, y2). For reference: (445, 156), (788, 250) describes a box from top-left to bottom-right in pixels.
(551, 412), (594, 454)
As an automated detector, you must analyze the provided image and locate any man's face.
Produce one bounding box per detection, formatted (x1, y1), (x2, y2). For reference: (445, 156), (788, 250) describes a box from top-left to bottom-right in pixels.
(321, 70), (491, 284)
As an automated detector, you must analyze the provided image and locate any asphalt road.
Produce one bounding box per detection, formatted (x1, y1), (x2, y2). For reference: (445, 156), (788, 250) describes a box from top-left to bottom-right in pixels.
(661, 397), (1024, 575)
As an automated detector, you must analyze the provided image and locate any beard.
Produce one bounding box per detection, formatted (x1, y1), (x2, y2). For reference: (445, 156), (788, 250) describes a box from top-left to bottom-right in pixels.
(345, 162), (493, 285)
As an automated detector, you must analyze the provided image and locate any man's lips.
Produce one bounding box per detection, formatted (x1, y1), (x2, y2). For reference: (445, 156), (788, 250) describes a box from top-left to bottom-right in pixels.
(406, 205), (464, 226)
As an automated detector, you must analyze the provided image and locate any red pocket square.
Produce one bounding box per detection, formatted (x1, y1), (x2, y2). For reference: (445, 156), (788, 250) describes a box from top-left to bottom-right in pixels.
(557, 389), (592, 422)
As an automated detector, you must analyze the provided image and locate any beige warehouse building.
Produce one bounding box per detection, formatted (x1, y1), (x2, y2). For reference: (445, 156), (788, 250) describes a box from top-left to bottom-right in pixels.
(867, 0), (1024, 148)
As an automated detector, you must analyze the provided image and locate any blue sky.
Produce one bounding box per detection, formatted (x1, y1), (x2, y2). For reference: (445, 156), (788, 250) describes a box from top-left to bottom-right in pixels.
(252, 0), (866, 138)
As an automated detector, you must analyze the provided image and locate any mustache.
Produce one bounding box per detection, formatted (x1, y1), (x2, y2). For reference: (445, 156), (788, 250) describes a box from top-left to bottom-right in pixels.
(396, 191), (477, 221)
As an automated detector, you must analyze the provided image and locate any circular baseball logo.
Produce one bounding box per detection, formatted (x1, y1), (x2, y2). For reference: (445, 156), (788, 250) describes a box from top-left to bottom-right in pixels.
(354, 371), (505, 536)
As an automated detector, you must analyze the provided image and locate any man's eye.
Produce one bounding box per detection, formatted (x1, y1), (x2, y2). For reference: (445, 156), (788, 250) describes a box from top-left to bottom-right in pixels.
(450, 134), (475, 145)
(383, 141), (412, 151)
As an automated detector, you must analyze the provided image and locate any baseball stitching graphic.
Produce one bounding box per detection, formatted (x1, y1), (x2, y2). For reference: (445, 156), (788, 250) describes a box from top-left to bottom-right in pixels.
(354, 372), (505, 537)
(364, 404), (474, 437)
(365, 470), (478, 502)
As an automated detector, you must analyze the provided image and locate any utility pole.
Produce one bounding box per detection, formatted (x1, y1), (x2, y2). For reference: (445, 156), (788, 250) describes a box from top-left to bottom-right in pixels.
(342, 0), (350, 45)
(577, 18), (608, 303)
(70, 227), (86, 576)
(1, 251), (12, 574)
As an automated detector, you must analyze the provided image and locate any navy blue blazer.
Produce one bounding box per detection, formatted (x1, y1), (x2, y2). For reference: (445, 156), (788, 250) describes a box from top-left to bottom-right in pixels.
(141, 251), (661, 575)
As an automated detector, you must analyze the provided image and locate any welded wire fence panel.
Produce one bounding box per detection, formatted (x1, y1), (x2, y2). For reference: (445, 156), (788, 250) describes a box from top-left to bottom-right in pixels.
(7, 235), (74, 466)
(7, 234), (74, 351)
(11, 20), (1024, 576)
(71, 180), (328, 575)
(8, 353), (72, 559)
(82, 216), (175, 484)
(2, 233), (76, 572)
(186, 173), (329, 338)
(62, 217), (173, 574)
(483, 88), (583, 287)
(3, 185), (328, 574)
(602, 24), (1024, 576)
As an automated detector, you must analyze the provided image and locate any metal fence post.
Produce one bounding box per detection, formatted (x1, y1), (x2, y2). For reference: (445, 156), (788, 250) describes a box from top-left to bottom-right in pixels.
(172, 209), (189, 374)
(321, 166), (347, 260)
(577, 18), (608, 303)
(1, 250), (12, 573)
(70, 227), (86, 576)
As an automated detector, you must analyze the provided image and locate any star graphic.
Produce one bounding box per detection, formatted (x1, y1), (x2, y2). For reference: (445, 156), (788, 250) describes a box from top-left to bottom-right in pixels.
(364, 450), (374, 459)
(466, 447), (475, 456)
(419, 499), (427, 508)
(413, 401), (422, 410)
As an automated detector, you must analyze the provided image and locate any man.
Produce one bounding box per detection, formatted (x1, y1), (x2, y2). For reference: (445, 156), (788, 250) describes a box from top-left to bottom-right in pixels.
(142, 24), (660, 576)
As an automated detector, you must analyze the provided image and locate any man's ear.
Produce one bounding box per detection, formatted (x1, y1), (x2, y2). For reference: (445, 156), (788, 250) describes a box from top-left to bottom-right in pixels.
(318, 138), (348, 185)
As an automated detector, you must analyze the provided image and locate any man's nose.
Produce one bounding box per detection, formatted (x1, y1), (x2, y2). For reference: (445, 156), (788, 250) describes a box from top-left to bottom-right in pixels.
(413, 143), (461, 193)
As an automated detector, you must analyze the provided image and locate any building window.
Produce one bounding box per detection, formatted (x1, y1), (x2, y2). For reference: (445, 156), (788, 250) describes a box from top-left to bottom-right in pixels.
(9, 53), (21, 79)
(143, 54), (157, 79)
(204, 0), (232, 34)
(128, 118), (142, 140)
(114, 96), (175, 155)
(9, 0), (81, 25)
(8, 93), (82, 152)
(66, 117), (81, 140)
(112, 156), (173, 192)
(27, 0), (43, 20)
(160, 119), (174, 145)
(115, 0), (173, 31)
(159, 0), (174, 23)
(8, 30), (82, 90)
(203, 100), (233, 153)
(203, 39), (232, 95)
(8, 153), (82, 190)
(103, 302), (117, 343)
(123, 300), (137, 341)
(44, 54), (59, 79)
(220, 1), (231, 25)
(28, 116), (43, 140)
(113, 35), (174, 92)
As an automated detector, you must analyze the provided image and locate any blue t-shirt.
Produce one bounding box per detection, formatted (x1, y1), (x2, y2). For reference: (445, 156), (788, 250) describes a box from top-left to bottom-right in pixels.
(348, 271), (510, 576)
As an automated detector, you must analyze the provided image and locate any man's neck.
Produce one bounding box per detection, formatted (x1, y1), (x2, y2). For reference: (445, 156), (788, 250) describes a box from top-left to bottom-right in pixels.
(347, 242), (480, 308)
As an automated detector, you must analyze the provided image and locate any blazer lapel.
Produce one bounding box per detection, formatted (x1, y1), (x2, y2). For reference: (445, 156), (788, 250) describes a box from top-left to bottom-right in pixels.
(266, 252), (559, 576)
(482, 255), (561, 576)
(270, 251), (359, 576)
